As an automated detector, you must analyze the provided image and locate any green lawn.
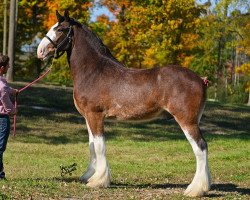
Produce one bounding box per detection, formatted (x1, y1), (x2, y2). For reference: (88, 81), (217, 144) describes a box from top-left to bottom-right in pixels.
(0, 82), (249, 199)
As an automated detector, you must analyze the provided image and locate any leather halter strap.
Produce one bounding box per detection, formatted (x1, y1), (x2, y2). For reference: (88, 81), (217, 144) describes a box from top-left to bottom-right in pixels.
(45, 35), (57, 48)
(45, 26), (73, 59)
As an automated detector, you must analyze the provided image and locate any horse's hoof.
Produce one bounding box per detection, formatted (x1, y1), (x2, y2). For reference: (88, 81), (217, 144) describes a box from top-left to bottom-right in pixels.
(79, 176), (88, 184)
(86, 180), (110, 188)
(184, 187), (206, 197)
(85, 174), (111, 188)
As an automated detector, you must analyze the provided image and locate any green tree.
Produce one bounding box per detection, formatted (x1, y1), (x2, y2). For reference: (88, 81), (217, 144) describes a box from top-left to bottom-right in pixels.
(190, 0), (250, 102)
(97, 0), (205, 68)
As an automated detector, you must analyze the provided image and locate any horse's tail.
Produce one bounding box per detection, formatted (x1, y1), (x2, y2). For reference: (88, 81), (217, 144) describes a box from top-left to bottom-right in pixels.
(201, 77), (209, 87)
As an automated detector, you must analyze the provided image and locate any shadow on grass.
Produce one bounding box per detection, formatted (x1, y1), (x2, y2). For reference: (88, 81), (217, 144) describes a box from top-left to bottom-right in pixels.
(202, 102), (250, 134)
(9, 176), (250, 197)
(14, 85), (75, 113)
(13, 127), (87, 145)
(110, 182), (188, 189)
(210, 183), (250, 196)
(111, 182), (250, 196)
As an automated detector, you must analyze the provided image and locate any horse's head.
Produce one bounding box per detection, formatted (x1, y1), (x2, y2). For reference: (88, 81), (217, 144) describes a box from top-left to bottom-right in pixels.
(37, 10), (73, 60)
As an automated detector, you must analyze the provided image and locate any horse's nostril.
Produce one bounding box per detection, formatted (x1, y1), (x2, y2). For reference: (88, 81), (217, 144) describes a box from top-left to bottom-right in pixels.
(37, 48), (43, 57)
(37, 48), (44, 59)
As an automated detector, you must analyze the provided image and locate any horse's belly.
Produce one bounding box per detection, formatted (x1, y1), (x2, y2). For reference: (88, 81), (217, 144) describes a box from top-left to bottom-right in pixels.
(106, 108), (173, 122)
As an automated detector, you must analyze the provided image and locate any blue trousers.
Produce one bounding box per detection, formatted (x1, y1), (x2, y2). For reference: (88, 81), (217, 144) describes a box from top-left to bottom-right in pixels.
(0, 115), (10, 172)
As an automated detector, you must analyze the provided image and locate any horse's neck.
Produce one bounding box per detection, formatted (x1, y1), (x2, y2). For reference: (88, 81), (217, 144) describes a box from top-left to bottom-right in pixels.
(71, 28), (98, 64)
(68, 26), (124, 84)
(69, 27), (101, 80)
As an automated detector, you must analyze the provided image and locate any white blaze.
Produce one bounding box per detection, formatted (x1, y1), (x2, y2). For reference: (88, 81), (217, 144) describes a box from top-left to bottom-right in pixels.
(37, 22), (58, 59)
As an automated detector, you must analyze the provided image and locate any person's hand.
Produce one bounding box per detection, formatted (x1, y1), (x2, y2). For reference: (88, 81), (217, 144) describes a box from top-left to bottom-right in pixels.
(12, 89), (19, 95)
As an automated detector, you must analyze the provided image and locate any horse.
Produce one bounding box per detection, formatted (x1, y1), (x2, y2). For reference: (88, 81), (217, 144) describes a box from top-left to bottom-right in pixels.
(37, 10), (211, 197)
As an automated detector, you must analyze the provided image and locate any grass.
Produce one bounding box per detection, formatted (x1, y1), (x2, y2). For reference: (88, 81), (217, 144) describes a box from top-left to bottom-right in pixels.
(0, 82), (249, 199)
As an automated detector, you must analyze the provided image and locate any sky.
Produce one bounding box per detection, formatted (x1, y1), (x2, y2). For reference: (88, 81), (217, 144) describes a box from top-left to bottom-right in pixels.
(90, 1), (115, 22)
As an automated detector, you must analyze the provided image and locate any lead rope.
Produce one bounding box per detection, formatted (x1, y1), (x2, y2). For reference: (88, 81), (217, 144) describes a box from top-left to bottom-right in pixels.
(13, 58), (55, 136)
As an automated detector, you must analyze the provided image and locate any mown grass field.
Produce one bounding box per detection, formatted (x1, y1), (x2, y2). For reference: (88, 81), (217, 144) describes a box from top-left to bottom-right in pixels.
(0, 82), (249, 199)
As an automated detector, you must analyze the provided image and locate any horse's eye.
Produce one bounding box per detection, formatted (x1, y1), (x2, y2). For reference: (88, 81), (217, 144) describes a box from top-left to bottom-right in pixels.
(57, 28), (63, 32)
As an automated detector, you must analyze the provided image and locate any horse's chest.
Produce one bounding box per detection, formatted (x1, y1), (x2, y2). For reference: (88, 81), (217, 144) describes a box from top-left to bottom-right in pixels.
(73, 95), (83, 115)
(73, 91), (88, 116)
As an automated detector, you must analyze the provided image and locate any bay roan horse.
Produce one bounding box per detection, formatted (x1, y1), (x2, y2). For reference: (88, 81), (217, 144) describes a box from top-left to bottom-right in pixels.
(37, 11), (211, 197)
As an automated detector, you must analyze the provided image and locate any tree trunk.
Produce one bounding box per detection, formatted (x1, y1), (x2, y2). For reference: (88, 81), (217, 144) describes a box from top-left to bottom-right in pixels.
(248, 90), (250, 106)
(215, 38), (223, 100)
(3, 0), (8, 55)
(7, 0), (16, 82)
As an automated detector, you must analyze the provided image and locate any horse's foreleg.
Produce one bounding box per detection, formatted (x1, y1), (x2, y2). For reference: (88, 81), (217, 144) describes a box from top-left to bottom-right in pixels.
(82, 113), (111, 188)
(182, 125), (211, 197)
(80, 121), (96, 183)
(87, 135), (111, 188)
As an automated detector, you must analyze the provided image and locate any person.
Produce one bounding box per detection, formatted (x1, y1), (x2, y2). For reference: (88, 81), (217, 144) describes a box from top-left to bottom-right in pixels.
(0, 54), (18, 179)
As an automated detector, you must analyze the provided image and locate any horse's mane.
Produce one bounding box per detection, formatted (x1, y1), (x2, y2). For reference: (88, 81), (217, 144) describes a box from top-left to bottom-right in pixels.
(70, 18), (124, 67)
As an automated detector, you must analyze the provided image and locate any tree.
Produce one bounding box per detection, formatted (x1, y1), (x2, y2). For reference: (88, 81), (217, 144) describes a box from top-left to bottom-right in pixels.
(44, 0), (92, 29)
(190, 0), (250, 102)
(2, 0), (8, 55)
(235, 11), (250, 105)
(235, 62), (250, 105)
(97, 0), (205, 68)
(6, 0), (17, 82)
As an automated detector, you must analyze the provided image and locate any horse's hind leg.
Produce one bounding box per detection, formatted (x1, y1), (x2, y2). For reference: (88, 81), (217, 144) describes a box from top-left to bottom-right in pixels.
(180, 123), (211, 197)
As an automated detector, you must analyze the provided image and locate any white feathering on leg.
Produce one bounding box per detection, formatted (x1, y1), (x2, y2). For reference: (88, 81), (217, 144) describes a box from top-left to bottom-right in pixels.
(80, 121), (96, 182)
(183, 130), (211, 197)
(86, 135), (111, 188)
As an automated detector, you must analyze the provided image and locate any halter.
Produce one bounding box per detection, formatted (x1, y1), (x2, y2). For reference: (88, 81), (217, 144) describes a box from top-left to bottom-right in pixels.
(45, 26), (73, 59)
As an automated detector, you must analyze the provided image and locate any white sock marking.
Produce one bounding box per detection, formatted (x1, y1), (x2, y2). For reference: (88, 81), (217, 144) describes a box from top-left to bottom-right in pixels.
(183, 130), (211, 197)
(87, 135), (111, 187)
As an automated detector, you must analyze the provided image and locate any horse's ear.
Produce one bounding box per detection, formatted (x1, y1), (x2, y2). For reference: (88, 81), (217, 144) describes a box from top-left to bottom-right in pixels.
(56, 10), (64, 23)
(64, 10), (70, 22)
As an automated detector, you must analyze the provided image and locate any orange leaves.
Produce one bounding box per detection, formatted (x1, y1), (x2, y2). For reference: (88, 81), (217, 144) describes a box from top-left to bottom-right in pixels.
(45, 14), (57, 29)
(42, 0), (92, 29)
(46, 1), (59, 11)
(101, 0), (132, 15)
(43, 1), (59, 29)
(97, 15), (110, 25)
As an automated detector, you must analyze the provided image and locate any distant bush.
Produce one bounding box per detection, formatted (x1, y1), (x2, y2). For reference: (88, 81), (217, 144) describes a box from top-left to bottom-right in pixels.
(207, 83), (248, 104)
(226, 83), (248, 104)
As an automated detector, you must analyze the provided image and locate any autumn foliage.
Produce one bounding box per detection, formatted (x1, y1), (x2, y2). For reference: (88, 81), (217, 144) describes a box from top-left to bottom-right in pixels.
(96, 0), (205, 68)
